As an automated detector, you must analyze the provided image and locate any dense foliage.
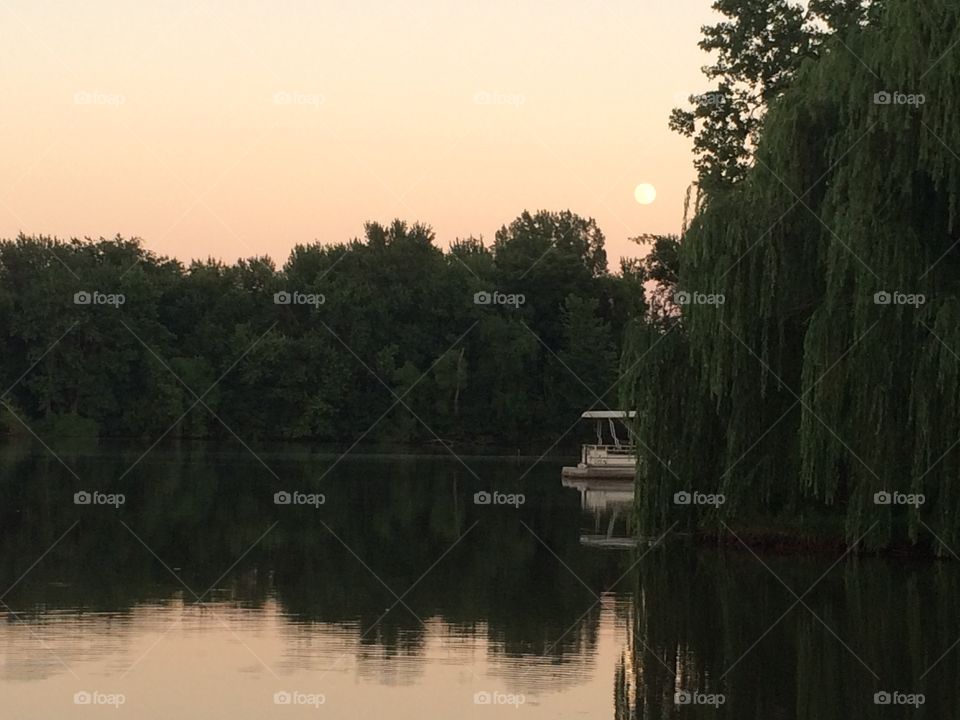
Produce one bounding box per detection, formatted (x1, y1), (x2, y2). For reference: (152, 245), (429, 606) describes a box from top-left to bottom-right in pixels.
(0, 211), (643, 445)
(671, 0), (883, 193)
(626, 0), (960, 552)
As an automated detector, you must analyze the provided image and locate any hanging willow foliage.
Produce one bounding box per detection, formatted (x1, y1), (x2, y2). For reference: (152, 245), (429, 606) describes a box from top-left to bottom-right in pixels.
(623, 0), (960, 553)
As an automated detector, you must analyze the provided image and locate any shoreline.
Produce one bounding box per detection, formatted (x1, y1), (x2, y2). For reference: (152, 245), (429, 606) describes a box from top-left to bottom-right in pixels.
(689, 527), (940, 560)
(0, 434), (578, 462)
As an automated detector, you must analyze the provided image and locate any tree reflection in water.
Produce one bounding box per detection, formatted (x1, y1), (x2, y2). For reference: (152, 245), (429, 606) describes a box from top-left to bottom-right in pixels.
(617, 545), (959, 719)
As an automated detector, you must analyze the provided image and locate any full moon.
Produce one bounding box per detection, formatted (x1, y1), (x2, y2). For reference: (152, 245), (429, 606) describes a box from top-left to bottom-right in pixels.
(634, 183), (657, 205)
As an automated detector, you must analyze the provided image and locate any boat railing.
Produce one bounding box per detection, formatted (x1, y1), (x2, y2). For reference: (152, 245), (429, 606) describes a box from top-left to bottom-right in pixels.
(581, 444), (637, 467)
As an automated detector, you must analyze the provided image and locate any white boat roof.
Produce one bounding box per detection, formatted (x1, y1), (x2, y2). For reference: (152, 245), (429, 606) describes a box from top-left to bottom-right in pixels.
(581, 410), (636, 419)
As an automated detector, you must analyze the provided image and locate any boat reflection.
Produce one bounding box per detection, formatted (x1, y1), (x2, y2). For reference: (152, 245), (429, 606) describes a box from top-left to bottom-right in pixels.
(562, 476), (635, 549)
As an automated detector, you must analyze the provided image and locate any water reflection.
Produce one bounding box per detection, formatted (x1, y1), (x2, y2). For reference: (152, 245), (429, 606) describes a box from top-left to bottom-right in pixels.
(563, 475), (636, 547)
(0, 440), (634, 718)
(618, 547), (960, 719)
(4, 440), (958, 719)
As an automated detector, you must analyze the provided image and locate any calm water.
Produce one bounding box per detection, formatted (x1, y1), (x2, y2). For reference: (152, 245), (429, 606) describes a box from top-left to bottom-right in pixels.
(0, 442), (957, 718)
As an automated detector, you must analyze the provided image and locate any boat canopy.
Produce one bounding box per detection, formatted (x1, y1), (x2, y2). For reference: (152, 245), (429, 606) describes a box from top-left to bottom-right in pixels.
(580, 410), (636, 419)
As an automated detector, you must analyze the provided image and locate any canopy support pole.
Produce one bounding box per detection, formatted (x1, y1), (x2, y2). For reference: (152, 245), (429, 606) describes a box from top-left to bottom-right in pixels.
(609, 418), (621, 448)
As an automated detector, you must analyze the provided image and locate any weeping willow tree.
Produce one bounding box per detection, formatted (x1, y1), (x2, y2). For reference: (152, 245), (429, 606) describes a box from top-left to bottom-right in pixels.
(624, 0), (960, 553)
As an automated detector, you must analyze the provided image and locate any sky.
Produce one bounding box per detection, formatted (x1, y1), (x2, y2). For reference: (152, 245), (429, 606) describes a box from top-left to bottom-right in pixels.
(0, 0), (719, 268)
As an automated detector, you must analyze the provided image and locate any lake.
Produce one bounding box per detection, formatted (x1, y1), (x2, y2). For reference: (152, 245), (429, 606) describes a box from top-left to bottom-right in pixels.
(0, 442), (956, 718)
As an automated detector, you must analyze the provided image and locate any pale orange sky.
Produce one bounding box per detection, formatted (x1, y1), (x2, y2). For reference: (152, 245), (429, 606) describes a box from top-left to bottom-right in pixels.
(0, 0), (718, 268)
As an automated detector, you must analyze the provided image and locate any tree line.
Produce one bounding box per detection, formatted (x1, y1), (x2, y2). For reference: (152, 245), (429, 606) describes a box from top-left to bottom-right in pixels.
(0, 210), (646, 446)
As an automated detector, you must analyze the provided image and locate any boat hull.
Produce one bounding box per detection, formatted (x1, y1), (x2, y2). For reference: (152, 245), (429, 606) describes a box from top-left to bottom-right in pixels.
(561, 465), (636, 480)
